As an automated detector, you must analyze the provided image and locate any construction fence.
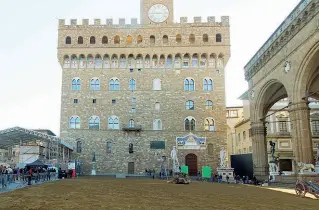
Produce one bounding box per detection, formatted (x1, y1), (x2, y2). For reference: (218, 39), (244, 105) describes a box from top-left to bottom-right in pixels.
(0, 173), (58, 193)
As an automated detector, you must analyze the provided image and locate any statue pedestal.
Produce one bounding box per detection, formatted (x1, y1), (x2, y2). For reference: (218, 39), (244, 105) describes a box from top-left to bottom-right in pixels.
(269, 172), (279, 182)
(91, 170), (96, 175)
(315, 165), (319, 173)
(217, 167), (235, 183)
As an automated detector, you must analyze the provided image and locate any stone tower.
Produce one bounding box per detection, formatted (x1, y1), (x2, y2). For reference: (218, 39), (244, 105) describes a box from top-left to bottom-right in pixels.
(57, 0), (230, 175)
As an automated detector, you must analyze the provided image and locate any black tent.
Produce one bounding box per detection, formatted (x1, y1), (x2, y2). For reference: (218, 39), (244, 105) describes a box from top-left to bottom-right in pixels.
(26, 159), (46, 167)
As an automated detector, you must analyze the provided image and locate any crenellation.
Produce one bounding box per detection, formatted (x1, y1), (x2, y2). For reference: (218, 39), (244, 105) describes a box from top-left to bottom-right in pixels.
(131, 18), (138, 25)
(180, 17), (188, 24)
(70, 19), (77, 26)
(106, 18), (113, 26)
(82, 19), (89, 26)
(59, 16), (229, 27)
(207, 16), (215, 23)
(94, 19), (101, 25)
(221, 16), (230, 26)
(194, 17), (202, 23)
(59, 19), (65, 27)
(119, 18), (126, 25)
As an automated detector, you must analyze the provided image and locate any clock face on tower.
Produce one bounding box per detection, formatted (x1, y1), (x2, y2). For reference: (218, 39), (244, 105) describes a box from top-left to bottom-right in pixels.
(148, 4), (169, 23)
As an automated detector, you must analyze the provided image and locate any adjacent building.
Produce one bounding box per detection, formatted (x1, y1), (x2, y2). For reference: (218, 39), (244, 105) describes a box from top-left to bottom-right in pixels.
(58, 0), (230, 175)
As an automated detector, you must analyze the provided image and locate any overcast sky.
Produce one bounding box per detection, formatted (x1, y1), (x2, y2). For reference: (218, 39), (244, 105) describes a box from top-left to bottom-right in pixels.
(0, 0), (301, 135)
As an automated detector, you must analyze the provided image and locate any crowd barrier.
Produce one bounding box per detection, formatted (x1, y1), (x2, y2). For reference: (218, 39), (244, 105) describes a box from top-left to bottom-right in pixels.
(0, 173), (58, 193)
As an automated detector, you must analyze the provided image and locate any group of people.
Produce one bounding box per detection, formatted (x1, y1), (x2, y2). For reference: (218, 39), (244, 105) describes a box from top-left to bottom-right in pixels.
(0, 164), (57, 187)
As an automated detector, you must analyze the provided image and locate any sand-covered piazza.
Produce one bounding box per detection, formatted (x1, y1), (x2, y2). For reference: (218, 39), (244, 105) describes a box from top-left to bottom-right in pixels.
(0, 178), (318, 210)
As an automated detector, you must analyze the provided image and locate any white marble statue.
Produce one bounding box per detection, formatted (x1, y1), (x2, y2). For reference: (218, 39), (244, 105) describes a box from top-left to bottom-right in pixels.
(297, 162), (315, 173)
(269, 162), (278, 173)
(284, 61), (291, 73)
(171, 146), (180, 173)
(219, 147), (227, 168)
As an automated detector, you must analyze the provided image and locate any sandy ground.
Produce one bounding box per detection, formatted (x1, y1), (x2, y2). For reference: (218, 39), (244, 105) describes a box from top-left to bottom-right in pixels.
(0, 178), (318, 210)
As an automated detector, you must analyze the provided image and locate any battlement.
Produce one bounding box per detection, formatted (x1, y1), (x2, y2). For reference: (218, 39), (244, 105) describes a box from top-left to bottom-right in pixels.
(58, 16), (230, 28)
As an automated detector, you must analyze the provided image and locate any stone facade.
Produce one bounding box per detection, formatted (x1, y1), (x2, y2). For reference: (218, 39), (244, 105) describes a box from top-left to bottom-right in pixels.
(58, 0), (230, 175)
(243, 0), (319, 179)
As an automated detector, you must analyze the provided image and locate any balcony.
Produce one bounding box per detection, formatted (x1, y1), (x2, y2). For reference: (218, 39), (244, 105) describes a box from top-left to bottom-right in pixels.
(122, 124), (142, 131)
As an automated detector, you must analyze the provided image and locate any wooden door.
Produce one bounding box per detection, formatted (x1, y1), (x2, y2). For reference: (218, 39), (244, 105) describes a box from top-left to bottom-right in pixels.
(128, 162), (135, 174)
(185, 154), (198, 176)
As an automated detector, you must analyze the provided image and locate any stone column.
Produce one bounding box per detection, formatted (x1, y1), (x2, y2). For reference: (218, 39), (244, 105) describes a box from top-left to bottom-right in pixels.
(251, 121), (268, 180)
(289, 101), (313, 164)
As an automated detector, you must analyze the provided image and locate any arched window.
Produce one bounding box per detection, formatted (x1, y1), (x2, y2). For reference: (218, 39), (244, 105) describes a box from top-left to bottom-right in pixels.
(90, 78), (100, 91)
(205, 100), (213, 110)
(69, 116), (80, 129)
(155, 102), (160, 111)
(129, 119), (134, 128)
(114, 35), (120, 44)
(184, 78), (195, 91)
(204, 118), (215, 131)
(90, 36), (96, 44)
(102, 36), (108, 44)
(209, 54), (216, 68)
(200, 54), (207, 67)
(95, 55), (102, 68)
(153, 119), (162, 130)
(144, 55), (151, 68)
(186, 101), (194, 110)
(176, 34), (182, 43)
(217, 54), (224, 68)
(150, 35), (155, 44)
(137, 35), (143, 44)
(174, 54), (181, 68)
(129, 79), (136, 90)
(163, 35), (168, 44)
(203, 78), (213, 91)
(127, 35), (133, 45)
(89, 116), (100, 130)
(72, 78), (81, 90)
(109, 78), (120, 90)
(128, 54), (135, 68)
(183, 54), (190, 68)
(189, 34), (195, 43)
(87, 54), (95, 68)
(63, 55), (70, 68)
(152, 55), (158, 68)
(203, 34), (208, 42)
(119, 55), (127, 68)
(65, 36), (71, 44)
(136, 54), (143, 68)
(216, 33), (222, 42)
(184, 117), (196, 131)
(76, 140), (82, 153)
(78, 36), (83, 44)
(79, 54), (86, 68)
(192, 54), (198, 67)
(111, 55), (118, 68)
(71, 55), (78, 69)
(103, 54), (110, 68)
(159, 55), (165, 68)
(153, 78), (161, 90)
(108, 116), (119, 130)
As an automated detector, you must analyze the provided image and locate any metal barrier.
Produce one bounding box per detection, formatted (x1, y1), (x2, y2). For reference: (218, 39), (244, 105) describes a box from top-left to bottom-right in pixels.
(0, 173), (58, 193)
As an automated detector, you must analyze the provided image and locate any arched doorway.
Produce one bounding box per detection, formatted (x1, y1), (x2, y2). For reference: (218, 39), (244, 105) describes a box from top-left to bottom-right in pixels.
(185, 154), (198, 176)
